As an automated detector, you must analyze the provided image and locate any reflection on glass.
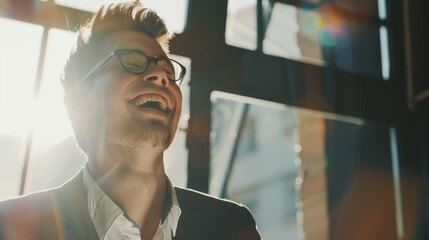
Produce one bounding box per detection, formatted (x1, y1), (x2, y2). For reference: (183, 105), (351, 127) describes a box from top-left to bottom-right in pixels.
(54, 0), (188, 33)
(225, 1), (390, 79)
(263, 3), (324, 66)
(225, 0), (257, 50)
(0, 18), (43, 199)
(327, 10), (383, 78)
(210, 92), (306, 239)
(209, 91), (419, 239)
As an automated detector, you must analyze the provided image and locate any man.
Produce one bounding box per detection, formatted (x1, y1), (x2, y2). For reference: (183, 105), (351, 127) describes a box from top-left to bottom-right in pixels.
(0, 1), (260, 240)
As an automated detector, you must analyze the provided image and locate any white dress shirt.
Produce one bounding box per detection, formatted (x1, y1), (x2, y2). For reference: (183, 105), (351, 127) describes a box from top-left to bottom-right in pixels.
(83, 164), (181, 240)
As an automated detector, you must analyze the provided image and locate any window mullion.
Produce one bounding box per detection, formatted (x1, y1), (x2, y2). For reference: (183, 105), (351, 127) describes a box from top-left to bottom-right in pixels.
(19, 27), (49, 195)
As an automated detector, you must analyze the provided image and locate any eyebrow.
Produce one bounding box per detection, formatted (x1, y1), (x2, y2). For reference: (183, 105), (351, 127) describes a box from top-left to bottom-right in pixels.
(131, 48), (168, 58)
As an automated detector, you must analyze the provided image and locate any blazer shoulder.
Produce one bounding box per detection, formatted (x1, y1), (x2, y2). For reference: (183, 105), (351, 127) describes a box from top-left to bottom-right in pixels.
(0, 169), (84, 216)
(0, 171), (96, 240)
(175, 186), (249, 212)
(174, 187), (257, 226)
(0, 188), (61, 240)
(0, 187), (59, 213)
(174, 187), (261, 240)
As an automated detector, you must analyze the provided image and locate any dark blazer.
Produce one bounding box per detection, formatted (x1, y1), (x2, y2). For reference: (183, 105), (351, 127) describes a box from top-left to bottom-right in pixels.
(0, 170), (260, 240)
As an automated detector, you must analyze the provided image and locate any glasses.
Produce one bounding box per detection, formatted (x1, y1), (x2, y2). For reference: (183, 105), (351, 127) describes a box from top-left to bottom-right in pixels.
(78, 49), (186, 86)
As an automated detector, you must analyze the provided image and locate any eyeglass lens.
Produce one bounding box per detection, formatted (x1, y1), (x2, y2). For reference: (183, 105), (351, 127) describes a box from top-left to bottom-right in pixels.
(118, 51), (183, 81)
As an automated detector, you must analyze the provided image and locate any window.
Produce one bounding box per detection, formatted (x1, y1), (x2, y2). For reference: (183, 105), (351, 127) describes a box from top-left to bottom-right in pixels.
(0, 16), (191, 196)
(209, 91), (404, 239)
(225, 0), (391, 80)
(26, 28), (83, 192)
(0, 17), (43, 199)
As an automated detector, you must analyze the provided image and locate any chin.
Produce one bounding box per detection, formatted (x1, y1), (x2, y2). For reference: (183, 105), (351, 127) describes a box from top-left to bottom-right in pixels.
(135, 125), (171, 148)
(107, 122), (173, 149)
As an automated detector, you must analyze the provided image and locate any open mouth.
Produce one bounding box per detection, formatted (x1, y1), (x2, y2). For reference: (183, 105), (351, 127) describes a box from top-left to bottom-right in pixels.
(134, 94), (170, 113)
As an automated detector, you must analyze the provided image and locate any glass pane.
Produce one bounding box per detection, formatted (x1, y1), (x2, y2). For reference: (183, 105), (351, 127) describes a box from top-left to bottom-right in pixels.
(225, 0), (257, 50)
(54, 0), (188, 34)
(210, 91), (421, 239)
(263, 3), (324, 66)
(225, 1), (390, 79)
(327, 12), (383, 78)
(0, 18), (43, 199)
(210, 94), (301, 239)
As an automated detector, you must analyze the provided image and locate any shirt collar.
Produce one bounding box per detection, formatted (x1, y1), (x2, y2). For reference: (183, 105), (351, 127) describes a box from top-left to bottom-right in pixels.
(82, 162), (181, 239)
(165, 179), (181, 237)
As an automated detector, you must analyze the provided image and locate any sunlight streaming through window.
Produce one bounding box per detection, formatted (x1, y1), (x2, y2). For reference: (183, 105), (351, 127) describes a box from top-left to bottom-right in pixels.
(26, 28), (82, 193)
(0, 17), (43, 199)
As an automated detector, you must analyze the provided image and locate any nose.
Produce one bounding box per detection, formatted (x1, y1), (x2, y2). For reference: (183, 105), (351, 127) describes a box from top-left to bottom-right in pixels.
(142, 65), (169, 88)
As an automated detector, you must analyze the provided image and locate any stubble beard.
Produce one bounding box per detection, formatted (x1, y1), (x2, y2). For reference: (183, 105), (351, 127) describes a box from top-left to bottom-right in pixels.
(106, 120), (173, 153)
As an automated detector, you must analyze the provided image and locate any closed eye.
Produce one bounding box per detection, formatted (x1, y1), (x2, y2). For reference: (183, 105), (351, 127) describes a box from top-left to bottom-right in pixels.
(123, 62), (145, 71)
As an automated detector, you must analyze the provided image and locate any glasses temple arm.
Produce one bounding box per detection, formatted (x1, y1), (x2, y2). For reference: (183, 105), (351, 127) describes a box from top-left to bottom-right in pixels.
(78, 51), (116, 85)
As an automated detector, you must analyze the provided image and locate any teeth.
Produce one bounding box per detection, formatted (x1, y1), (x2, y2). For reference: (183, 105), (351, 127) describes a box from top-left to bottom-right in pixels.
(134, 94), (167, 111)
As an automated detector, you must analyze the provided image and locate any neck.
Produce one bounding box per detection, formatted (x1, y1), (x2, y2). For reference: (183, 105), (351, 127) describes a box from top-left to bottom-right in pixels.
(87, 141), (168, 233)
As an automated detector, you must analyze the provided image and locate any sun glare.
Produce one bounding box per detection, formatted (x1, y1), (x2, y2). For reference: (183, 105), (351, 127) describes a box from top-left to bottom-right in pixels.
(31, 28), (77, 156)
(0, 20), (77, 198)
(0, 18), (43, 137)
(0, 17), (43, 199)
(0, 9), (190, 195)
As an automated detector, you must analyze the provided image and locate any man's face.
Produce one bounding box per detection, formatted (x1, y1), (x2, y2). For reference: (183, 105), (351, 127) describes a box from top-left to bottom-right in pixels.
(85, 30), (182, 149)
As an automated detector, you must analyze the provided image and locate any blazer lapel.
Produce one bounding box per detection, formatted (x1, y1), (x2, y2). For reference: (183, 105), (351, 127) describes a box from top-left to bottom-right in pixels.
(54, 170), (99, 240)
(173, 187), (202, 240)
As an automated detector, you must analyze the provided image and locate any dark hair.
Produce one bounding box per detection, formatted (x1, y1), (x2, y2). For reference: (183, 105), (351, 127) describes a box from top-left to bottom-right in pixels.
(61, 1), (173, 90)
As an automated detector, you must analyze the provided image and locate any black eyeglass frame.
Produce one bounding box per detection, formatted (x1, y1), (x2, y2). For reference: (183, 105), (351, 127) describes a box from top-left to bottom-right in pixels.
(78, 49), (187, 86)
